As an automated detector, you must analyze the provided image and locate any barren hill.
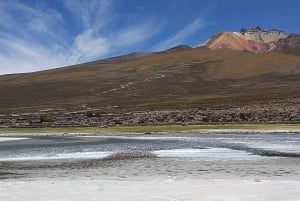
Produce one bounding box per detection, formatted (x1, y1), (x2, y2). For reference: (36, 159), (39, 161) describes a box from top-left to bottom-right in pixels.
(1, 47), (300, 113)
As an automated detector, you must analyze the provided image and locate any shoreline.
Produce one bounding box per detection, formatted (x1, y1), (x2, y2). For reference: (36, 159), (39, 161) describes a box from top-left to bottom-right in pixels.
(1, 124), (300, 136)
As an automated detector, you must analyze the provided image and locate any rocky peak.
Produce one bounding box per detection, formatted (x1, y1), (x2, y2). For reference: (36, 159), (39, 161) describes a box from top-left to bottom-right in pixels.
(197, 27), (293, 54)
(237, 27), (289, 43)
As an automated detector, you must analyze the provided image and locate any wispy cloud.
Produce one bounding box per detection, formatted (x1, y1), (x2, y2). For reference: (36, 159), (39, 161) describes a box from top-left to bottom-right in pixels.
(152, 18), (206, 51)
(0, 1), (64, 37)
(0, 33), (73, 74)
(0, 0), (159, 75)
(63, 0), (112, 31)
(0, 0), (71, 74)
(0, 1), (209, 75)
(114, 23), (159, 47)
(72, 30), (109, 62)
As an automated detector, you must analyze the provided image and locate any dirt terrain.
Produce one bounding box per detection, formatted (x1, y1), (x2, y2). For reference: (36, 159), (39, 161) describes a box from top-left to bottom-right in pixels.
(0, 46), (300, 114)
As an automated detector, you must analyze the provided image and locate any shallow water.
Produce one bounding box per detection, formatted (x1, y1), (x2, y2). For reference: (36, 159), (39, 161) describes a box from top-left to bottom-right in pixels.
(0, 132), (300, 181)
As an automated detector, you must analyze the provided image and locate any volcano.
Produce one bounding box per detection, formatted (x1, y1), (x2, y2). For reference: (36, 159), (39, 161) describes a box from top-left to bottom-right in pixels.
(197, 27), (300, 55)
(0, 27), (300, 113)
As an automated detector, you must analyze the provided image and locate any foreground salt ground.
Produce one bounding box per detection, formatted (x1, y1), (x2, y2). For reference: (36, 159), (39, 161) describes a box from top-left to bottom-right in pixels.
(1, 179), (300, 201)
(1, 133), (300, 201)
(0, 137), (28, 142)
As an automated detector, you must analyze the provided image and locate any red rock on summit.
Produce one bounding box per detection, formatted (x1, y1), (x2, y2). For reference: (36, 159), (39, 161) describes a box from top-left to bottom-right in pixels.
(197, 27), (291, 54)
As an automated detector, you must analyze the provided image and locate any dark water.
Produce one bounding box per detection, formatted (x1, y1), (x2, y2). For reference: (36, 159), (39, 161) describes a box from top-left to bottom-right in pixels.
(0, 133), (300, 180)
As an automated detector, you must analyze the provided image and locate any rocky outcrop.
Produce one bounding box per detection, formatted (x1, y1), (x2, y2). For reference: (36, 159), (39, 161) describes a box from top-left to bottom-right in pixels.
(277, 34), (300, 47)
(1, 99), (300, 128)
(239, 29), (288, 43)
(197, 28), (295, 54)
(277, 34), (300, 55)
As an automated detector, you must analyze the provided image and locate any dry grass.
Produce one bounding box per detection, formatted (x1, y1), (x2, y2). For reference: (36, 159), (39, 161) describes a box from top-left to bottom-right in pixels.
(0, 48), (300, 112)
(1, 124), (300, 135)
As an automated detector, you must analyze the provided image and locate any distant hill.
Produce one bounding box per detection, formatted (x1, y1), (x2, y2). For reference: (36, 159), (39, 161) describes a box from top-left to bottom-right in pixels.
(0, 28), (300, 113)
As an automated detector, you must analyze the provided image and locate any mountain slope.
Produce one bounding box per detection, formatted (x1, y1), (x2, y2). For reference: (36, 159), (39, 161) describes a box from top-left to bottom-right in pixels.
(1, 48), (300, 112)
(277, 34), (300, 55)
(197, 28), (300, 54)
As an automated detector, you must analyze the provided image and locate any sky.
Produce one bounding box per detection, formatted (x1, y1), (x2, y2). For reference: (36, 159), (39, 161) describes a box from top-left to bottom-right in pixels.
(0, 0), (299, 75)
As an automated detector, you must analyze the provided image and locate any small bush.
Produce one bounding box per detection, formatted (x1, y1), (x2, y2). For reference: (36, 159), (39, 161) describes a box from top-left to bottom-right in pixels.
(95, 112), (101, 117)
(40, 113), (54, 122)
(86, 111), (94, 117)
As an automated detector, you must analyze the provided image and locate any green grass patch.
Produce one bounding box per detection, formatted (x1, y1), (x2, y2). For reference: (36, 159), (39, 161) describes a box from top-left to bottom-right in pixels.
(1, 124), (300, 135)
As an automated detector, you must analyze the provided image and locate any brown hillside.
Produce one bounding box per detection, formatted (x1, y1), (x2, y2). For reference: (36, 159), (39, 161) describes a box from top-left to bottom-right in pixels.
(0, 48), (300, 112)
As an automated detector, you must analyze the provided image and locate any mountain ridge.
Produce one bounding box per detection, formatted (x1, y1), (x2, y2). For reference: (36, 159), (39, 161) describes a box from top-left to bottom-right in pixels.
(0, 27), (300, 114)
(197, 27), (300, 55)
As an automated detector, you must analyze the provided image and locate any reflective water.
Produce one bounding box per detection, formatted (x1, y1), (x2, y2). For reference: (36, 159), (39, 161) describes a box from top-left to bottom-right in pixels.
(0, 133), (300, 181)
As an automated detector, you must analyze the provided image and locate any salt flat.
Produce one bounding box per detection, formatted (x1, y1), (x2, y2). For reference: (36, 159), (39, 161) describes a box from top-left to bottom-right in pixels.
(1, 133), (300, 201)
(1, 179), (300, 201)
(0, 137), (28, 142)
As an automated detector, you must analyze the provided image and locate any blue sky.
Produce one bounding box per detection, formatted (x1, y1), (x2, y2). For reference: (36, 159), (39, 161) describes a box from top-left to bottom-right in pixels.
(0, 0), (299, 75)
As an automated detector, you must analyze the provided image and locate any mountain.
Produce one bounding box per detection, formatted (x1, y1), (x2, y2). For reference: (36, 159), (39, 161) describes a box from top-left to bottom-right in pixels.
(197, 27), (300, 55)
(0, 28), (300, 113)
(277, 34), (300, 55)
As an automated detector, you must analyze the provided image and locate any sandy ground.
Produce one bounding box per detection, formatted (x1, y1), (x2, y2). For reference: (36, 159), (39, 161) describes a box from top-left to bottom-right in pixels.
(1, 179), (300, 201)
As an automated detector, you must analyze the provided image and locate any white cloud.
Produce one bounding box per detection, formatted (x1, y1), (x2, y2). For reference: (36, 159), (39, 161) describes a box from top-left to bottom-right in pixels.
(14, 1), (64, 35)
(71, 22), (158, 63)
(0, 1), (71, 74)
(63, 0), (113, 62)
(153, 18), (205, 51)
(114, 23), (159, 47)
(73, 30), (110, 62)
(0, 0), (160, 75)
(63, 0), (111, 31)
(29, 19), (49, 33)
(0, 35), (73, 74)
(65, 0), (159, 62)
